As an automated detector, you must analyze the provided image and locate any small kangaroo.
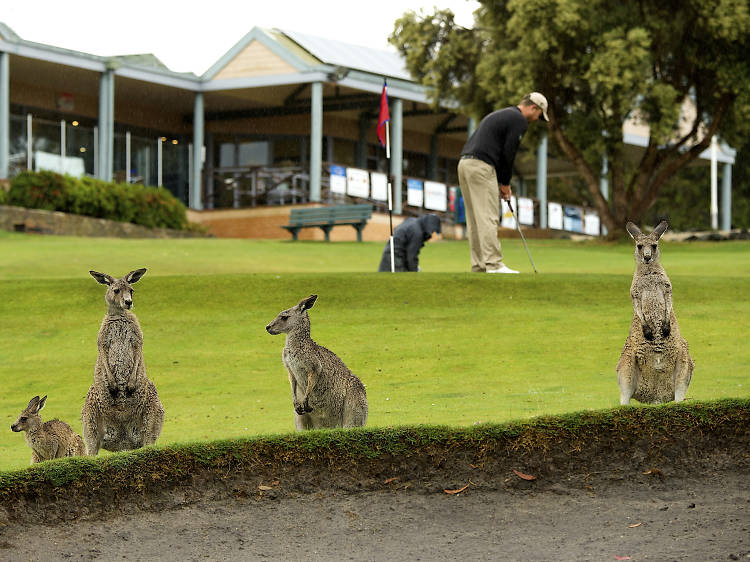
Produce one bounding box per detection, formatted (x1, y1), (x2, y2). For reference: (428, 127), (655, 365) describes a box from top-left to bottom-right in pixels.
(82, 268), (164, 455)
(11, 395), (85, 464)
(617, 221), (694, 405)
(266, 295), (368, 430)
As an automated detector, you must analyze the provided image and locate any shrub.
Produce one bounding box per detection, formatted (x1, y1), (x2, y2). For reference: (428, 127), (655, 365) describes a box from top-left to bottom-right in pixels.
(6, 171), (190, 230)
(7, 171), (74, 212)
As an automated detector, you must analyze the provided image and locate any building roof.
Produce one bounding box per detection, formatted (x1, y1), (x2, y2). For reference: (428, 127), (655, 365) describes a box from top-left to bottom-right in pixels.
(279, 29), (411, 81)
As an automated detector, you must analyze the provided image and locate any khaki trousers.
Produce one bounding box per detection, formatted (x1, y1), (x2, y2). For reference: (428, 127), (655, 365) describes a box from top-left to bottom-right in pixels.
(457, 158), (503, 272)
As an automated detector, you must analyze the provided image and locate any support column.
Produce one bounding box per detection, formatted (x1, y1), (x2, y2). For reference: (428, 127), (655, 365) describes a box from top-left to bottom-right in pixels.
(106, 68), (114, 182)
(537, 133), (548, 228)
(390, 97), (403, 215)
(309, 81), (323, 202)
(721, 162), (732, 231)
(97, 72), (108, 180)
(0, 52), (9, 179)
(97, 69), (114, 182)
(710, 135), (718, 230)
(191, 91), (204, 210)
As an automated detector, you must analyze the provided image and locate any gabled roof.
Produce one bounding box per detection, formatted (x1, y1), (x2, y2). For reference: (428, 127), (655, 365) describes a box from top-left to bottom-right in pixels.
(279, 29), (411, 81)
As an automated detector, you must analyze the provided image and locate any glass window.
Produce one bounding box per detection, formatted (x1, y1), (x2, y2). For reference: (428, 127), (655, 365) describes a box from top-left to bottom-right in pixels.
(332, 138), (356, 167)
(31, 118), (61, 163)
(403, 150), (427, 178)
(66, 122), (95, 176)
(272, 138), (301, 166)
(218, 142), (235, 168)
(238, 141), (270, 167)
(9, 114), (27, 176)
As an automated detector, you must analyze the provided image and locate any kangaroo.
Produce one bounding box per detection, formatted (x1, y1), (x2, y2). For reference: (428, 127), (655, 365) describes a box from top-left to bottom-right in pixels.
(617, 221), (694, 405)
(266, 295), (368, 430)
(11, 395), (85, 463)
(82, 268), (164, 455)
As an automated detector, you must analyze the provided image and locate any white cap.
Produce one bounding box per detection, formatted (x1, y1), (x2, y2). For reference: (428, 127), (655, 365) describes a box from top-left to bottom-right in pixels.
(529, 92), (549, 122)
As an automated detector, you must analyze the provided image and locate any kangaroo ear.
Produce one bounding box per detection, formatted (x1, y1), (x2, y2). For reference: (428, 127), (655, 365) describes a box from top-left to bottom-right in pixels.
(126, 268), (147, 284)
(626, 222), (642, 240)
(90, 271), (114, 285)
(26, 396), (40, 410)
(652, 221), (668, 239)
(298, 294), (318, 312)
(36, 396), (47, 412)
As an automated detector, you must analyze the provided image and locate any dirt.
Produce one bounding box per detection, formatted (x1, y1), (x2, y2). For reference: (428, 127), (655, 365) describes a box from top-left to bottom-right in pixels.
(1, 466), (748, 561)
(2, 406), (749, 561)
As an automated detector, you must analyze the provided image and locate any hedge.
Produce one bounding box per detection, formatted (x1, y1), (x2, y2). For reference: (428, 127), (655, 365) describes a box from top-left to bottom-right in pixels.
(4, 171), (190, 231)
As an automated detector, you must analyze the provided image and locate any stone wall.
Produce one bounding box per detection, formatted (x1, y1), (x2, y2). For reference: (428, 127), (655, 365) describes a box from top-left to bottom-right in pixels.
(0, 205), (208, 238)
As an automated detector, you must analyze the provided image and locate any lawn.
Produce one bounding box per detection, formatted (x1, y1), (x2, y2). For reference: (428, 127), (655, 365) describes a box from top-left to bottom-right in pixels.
(1, 230), (749, 470)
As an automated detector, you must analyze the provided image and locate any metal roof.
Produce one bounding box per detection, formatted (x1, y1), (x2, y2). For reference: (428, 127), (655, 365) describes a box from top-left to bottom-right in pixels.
(279, 29), (412, 81)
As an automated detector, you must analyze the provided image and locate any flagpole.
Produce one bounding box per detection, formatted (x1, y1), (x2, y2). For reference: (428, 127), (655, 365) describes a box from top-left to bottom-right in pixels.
(386, 121), (394, 272)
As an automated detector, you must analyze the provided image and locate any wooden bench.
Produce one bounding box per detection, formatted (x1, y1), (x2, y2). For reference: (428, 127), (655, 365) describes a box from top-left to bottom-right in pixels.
(281, 204), (373, 241)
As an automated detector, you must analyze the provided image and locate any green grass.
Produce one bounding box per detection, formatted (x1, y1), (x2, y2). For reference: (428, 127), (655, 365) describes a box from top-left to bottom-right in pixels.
(1, 230), (749, 470)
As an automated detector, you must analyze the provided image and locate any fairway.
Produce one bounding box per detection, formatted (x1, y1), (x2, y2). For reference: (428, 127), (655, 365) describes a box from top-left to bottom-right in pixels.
(1, 230), (749, 470)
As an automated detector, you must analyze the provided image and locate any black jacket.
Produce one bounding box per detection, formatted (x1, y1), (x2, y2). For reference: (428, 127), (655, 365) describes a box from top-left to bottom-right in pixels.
(461, 106), (528, 185)
(378, 214), (442, 272)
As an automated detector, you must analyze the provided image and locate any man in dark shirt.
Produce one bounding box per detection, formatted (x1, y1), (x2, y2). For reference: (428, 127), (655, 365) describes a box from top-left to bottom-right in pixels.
(378, 214), (442, 272)
(458, 92), (548, 273)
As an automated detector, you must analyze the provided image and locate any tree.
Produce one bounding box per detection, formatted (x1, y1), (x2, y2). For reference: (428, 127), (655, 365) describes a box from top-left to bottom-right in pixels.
(390, 1), (750, 236)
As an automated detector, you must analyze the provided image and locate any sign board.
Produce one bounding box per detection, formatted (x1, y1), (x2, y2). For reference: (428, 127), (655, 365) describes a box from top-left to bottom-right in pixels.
(35, 151), (85, 177)
(518, 197), (534, 226)
(501, 196), (518, 228)
(548, 202), (564, 230)
(563, 205), (583, 233)
(346, 167), (370, 198)
(329, 165), (346, 194)
(424, 181), (447, 211)
(407, 178), (423, 207)
(370, 171), (388, 201)
(584, 211), (601, 236)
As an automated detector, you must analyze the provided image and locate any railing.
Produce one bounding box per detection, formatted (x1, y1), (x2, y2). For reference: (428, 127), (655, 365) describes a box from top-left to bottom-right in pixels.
(207, 163), (605, 235)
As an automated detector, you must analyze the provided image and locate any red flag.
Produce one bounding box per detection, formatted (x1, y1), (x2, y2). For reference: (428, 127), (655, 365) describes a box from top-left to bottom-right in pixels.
(377, 81), (390, 147)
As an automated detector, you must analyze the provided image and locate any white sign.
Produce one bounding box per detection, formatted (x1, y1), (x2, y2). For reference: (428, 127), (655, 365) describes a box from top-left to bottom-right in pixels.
(330, 165), (346, 194)
(564, 206), (583, 233)
(346, 167), (370, 198)
(548, 202), (563, 230)
(584, 211), (601, 236)
(407, 178), (423, 207)
(424, 181), (447, 211)
(370, 172), (388, 201)
(501, 195), (518, 228)
(518, 197), (534, 226)
(35, 151), (85, 177)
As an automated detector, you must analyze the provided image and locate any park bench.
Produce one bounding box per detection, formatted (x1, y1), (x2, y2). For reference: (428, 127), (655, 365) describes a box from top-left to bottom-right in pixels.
(281, 204), (373, 241)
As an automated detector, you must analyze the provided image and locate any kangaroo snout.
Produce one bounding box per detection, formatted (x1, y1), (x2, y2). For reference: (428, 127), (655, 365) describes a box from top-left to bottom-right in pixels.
(124, 299), (133, 308)
(11, 424), (19, 432)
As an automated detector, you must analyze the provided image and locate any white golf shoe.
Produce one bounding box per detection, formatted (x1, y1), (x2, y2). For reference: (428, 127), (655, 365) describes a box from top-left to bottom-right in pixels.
(487, 264), (519, 274)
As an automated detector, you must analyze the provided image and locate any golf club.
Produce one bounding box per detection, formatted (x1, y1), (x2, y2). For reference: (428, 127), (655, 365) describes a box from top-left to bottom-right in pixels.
(505, 199), (538, 273)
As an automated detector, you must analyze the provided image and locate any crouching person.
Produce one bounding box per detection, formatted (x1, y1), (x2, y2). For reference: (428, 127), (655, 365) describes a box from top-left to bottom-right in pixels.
(378, 214), (441, 272)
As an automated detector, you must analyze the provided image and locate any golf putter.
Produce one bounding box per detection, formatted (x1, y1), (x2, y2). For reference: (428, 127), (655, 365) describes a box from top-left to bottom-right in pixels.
(505, 199), (538, 273)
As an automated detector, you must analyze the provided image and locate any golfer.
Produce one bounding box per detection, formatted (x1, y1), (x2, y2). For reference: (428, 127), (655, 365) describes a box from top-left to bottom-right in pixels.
(378, 214), (442, 272)
(457, 92), (548, 273)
